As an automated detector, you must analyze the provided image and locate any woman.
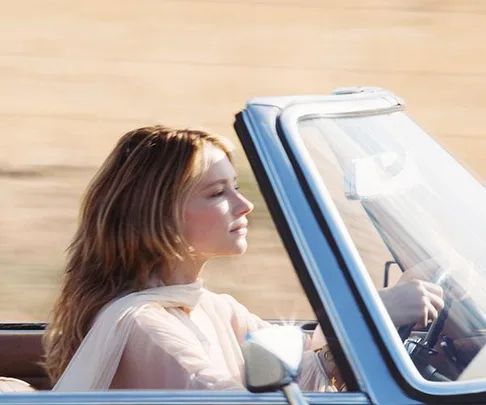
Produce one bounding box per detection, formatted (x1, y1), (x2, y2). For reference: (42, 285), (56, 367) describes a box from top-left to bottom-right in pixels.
(43, 125), (339, 391)
(43, 125), (443, 392)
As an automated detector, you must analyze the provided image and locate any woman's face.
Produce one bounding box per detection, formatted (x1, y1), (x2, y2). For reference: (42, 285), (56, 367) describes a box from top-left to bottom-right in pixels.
(183, 144), (254, 260)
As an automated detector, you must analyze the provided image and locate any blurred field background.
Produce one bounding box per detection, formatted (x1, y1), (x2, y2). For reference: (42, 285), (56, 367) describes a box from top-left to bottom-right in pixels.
(2, 0), (486, 321)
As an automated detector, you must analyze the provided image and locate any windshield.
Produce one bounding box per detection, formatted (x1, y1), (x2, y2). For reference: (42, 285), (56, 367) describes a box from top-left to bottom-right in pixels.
(297, 110), (486, 382)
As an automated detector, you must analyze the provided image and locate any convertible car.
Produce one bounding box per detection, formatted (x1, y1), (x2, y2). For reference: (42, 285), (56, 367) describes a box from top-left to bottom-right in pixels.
(2, 87), (486, 404)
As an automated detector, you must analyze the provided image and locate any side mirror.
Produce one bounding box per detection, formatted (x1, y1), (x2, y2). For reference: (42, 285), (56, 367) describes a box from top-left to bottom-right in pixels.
(242, 326), (308, 405)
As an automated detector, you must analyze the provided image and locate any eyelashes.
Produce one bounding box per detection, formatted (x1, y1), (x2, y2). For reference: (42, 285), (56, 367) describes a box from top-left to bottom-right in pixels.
(209, 186), (240, 199)
(210, 190), (225, 198)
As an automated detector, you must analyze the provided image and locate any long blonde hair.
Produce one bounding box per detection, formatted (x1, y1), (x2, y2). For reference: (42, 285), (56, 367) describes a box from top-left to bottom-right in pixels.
(42, 125), (233, 384)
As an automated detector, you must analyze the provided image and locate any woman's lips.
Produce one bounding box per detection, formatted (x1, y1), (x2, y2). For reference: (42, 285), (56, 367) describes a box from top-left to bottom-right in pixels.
(230, 222), (248, 234)
(230, 226), (248, 235)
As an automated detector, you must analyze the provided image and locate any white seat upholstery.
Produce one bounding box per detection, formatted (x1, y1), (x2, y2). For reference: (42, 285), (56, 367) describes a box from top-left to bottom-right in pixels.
(0, 377), (35, 392)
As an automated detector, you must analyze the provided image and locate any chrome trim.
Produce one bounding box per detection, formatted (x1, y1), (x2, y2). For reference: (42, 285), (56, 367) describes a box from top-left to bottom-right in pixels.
(299, 105), (404, 119)
(277, 100), (486, 397)
(245, 88), (402, 111)
(0, 391), (370, 405)
(282, 383), (310, 405)
(0, 330), (43, 335)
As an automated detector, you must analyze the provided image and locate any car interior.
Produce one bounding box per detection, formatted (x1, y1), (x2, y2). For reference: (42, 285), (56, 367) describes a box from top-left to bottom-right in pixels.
(0, 324), (48, 391)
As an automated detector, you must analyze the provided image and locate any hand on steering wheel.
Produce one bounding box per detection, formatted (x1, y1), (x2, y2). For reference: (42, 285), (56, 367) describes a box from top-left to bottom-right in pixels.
(380, 279), (445, 328)
(393, 252), (475, 341)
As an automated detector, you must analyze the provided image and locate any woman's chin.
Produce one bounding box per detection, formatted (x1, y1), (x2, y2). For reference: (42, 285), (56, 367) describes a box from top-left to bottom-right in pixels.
(202, 238), (250, 259)
(234, 238), (249, 254)
(222, 240), (249, 256)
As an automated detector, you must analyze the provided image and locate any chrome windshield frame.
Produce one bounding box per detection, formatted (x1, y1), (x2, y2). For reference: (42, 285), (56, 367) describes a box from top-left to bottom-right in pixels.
(277, 96), (486, 397)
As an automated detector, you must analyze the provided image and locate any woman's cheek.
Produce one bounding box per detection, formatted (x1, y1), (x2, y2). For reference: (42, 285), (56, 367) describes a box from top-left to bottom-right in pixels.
(214, 199), (230, 216)
(185, 199), (230, 232)
(202, 205), (225, 228)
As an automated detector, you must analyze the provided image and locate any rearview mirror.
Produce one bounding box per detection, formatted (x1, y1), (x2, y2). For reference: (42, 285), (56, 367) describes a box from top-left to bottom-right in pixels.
(345, 152), (420, 200)
(242, 326), (308, 405)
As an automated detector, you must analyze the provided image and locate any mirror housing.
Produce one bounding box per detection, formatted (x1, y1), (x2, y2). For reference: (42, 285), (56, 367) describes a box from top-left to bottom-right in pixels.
(242, 326), (304, 393)
(345, 152), (420, 201)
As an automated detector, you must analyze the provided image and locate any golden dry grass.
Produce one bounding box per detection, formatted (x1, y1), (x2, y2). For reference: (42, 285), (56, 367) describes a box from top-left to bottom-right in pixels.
(2, 0), (486, 321)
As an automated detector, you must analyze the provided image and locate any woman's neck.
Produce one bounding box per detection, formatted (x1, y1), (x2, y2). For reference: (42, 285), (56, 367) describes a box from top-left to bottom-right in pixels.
(166, 255), (207, 285)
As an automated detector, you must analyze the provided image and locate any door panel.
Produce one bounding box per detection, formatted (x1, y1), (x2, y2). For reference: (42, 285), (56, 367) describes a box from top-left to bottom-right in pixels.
(0, 325), (50, 390)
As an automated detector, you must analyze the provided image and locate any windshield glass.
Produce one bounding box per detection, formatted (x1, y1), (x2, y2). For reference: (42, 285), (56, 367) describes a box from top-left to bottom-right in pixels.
(297, 110), (486, 383)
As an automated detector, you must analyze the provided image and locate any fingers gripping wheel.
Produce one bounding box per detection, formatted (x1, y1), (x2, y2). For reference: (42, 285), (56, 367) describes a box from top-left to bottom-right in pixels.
(402, 277), (455, 382)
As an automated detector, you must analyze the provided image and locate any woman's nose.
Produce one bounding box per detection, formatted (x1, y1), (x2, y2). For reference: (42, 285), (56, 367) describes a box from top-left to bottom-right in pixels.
(234, 192), (254, 216)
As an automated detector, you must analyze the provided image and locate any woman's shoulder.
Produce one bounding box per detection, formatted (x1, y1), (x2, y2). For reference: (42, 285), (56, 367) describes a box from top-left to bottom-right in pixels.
(124, 303), (184, 338)
(200, 289), (248, 316)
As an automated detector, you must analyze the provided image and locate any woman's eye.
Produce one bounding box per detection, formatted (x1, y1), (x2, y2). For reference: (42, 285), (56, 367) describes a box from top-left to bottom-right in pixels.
(210, 190), (225, 198)
(209, 185), (239, 198)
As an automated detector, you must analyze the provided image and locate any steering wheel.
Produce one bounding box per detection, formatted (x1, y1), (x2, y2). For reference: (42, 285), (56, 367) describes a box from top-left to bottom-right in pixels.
(398, 274), (456, 381)
(398, 271), (452, 342)
(399, 273), (486, 381)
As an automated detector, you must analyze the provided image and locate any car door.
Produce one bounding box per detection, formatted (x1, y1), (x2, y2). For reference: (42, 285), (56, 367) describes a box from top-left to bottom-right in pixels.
(234, 88), (486, 404)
